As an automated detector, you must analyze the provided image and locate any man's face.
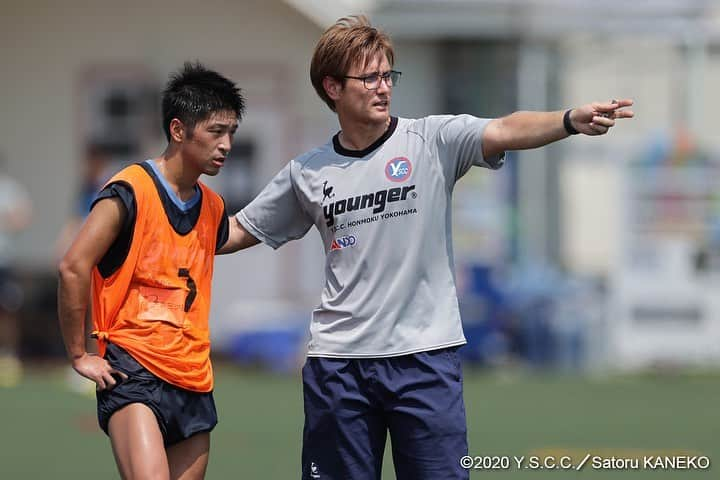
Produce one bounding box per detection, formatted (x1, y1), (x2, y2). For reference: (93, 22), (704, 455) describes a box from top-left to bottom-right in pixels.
(335, 54), (392, 126)
(183, 110), (238, 176)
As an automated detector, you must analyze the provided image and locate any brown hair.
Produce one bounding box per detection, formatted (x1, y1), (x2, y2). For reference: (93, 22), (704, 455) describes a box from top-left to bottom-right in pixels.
(310, 15), (395, 112)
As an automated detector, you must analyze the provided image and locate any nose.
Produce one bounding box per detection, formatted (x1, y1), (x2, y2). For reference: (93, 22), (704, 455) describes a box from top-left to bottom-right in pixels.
(218, 133), (232, 155)
(376, 77), (391, 94)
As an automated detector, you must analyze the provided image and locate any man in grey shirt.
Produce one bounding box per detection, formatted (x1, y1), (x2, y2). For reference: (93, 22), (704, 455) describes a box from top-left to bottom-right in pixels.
(220, 15), (634, 480)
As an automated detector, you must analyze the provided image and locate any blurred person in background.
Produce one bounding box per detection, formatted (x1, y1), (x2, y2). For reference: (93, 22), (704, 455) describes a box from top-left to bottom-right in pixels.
(0, 153), (32, 387)
(220, 15), (634, 480)
(58, 62), (245, 479)
(56, 142), (115, 394)
(56, 142), (115, 259)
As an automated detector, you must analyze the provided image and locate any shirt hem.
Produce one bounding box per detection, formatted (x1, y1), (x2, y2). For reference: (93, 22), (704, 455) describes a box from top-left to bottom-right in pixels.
(305, 339), (467, 359)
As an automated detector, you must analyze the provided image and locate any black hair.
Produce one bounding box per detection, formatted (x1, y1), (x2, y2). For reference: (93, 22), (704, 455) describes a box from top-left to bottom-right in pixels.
(161, 61), (245, 141)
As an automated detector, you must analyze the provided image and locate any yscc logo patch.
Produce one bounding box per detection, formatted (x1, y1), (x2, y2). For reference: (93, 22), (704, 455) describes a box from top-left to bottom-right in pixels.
(385, 157), (412, 182)
(330, 235), (356, 251)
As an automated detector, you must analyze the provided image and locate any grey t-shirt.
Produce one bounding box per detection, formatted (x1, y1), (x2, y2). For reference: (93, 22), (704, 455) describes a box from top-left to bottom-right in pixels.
(238, 115), (504, 357)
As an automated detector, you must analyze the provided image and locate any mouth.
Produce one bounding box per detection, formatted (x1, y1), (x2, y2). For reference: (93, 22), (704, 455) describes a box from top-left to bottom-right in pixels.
(212, 157), (226, 168)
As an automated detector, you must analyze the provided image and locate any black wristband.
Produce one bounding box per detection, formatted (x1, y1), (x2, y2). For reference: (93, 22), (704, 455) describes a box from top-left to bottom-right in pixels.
(563, 109), (579, 135)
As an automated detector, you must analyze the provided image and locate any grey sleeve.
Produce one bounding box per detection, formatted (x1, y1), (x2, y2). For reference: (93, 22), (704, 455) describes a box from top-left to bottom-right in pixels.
(429, 114), (505, 184)
(236, 162), (313, 249)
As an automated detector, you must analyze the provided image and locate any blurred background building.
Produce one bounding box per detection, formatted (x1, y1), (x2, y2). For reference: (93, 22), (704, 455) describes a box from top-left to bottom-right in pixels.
(2, 0), (720, 372)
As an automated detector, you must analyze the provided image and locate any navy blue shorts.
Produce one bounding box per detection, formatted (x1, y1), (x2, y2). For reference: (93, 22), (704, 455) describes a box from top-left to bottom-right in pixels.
(96, 343), (217, 446)
(301, 346), (468, 480)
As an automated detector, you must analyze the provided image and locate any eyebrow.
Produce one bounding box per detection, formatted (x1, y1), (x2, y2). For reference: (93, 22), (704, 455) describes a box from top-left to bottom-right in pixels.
(208, 121), (238, 130)
(358, 69), (391, 77)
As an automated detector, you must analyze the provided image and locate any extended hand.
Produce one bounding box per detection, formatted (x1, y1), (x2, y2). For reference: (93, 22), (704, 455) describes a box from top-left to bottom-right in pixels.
(569, 99), (634, 136)
(72, 353), (128, 391)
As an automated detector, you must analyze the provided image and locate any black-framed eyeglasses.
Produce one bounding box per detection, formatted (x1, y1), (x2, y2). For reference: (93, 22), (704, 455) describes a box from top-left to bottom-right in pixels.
(342, 70), (402, 90)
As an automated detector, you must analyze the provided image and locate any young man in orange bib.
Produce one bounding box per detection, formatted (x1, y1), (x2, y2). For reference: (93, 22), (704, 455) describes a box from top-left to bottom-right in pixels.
(58, 62), (245, 479)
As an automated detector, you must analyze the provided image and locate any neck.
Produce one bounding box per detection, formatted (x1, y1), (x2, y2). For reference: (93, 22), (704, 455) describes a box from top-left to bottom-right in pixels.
(154, 146), (199, 201)
(336, 115), (391, 151)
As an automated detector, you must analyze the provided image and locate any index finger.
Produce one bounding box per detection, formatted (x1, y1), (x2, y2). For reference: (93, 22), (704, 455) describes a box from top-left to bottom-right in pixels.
(109, 369), (129, 381)
(601, 98), (633, 111)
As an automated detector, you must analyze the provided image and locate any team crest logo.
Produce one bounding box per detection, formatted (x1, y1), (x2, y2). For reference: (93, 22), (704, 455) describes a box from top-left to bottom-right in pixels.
(330, 235), (356, 251)
(385, 157), (412, 182)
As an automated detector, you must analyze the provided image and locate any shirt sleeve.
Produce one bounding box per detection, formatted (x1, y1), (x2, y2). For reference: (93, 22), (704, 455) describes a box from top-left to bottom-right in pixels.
(93, 181), (135, 229)
(427, 114), (505, 185)
(92, 181), (136, 278)
(215, 199), (230, 253)
(236, 161), (313, 249)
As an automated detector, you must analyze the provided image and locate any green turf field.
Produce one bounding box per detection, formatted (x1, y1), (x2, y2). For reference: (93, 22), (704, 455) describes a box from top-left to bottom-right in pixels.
(1, 364), (717, 479)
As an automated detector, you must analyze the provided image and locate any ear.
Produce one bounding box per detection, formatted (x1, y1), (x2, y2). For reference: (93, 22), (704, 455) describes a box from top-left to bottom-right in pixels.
(169, 118), (185, 143)
(323, 76), (343, 101)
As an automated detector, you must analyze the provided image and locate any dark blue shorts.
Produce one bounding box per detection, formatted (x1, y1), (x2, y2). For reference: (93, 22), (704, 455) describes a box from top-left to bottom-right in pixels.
(96, 343), (217, 446)
(301, 346), (468, 480)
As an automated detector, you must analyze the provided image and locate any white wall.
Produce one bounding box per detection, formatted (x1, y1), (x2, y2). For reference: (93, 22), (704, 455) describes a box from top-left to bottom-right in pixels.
(0, 0), (331, 269)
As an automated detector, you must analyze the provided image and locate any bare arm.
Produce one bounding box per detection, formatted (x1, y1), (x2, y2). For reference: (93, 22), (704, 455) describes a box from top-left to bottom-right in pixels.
(57, 197), (128, 390)
(482, 99), (634, 158)
(217, 215), (261, 254)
